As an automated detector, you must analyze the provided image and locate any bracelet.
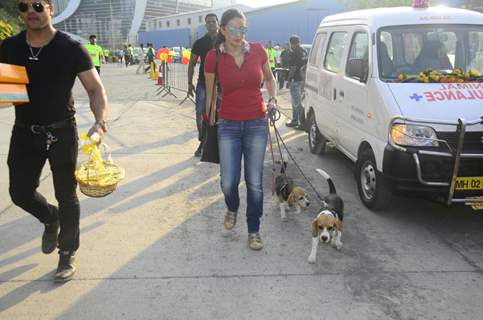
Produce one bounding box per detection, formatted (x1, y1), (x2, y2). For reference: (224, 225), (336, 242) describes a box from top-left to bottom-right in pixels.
(268, 96), (277, 104)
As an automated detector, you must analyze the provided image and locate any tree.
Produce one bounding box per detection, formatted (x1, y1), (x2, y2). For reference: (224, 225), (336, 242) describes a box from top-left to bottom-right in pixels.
(0, 20), (14, 41)
(0, 0), (23, 34)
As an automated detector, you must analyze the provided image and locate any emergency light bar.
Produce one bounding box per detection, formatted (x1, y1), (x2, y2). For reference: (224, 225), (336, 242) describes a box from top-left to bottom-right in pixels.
(413, 0), (430, 8)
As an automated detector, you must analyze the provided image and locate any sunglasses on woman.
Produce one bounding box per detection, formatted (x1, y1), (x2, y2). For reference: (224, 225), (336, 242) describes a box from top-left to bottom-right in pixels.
(18, 2), (48, 13)
(226, 26), (248, 36)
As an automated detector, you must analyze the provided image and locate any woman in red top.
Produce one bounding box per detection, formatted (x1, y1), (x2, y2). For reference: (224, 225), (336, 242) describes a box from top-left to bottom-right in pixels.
(204, 9), (277, 250)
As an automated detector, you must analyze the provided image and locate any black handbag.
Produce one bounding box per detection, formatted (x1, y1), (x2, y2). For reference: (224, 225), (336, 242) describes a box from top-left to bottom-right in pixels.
(201, 52), (220, 164)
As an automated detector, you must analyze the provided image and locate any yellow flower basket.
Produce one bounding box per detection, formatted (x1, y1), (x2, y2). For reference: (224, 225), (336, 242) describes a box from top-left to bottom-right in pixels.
(75, 138), (125, 198)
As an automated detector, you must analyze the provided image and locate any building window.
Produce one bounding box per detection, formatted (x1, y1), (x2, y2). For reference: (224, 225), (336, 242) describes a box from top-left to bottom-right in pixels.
(166, 21), (170, 28)
(199, 15), (202, 23)
(187, 18), (191, 25)
(176, 19), (180, 27)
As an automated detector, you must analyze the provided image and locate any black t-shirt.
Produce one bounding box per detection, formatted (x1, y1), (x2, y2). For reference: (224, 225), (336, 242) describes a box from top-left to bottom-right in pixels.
(289, 46), (308, 82)
(191, 33), (216, 84)
(0, 31), (93, 125)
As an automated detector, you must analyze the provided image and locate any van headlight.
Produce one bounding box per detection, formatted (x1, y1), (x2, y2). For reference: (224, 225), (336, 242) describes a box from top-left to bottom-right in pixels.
(390, 124), (439, 147)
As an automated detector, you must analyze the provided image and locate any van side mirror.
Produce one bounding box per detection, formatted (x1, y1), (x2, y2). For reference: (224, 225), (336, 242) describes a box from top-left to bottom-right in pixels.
(346, 59), (368, 83)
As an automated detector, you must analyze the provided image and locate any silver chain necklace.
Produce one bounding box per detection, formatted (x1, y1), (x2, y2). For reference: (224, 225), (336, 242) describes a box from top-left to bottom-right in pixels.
(26, 31), (56, 61)
(27, 44), (43, 61)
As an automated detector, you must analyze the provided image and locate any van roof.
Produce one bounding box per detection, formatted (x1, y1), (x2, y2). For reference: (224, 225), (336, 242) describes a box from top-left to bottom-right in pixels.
(320, 6), (483, 29)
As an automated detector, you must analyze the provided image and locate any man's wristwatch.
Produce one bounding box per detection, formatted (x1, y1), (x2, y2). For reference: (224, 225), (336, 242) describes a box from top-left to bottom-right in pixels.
(95, 120), (108, 132)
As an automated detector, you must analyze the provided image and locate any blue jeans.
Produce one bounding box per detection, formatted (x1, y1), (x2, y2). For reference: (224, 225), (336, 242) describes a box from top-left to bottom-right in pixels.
(217, 117), (268, 233)
(289, 80), (304, 123)
(195, 83), (206, 142)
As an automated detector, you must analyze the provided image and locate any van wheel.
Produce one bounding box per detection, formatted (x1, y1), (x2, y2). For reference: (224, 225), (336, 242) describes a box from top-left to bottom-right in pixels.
(356, 149), (391, 210)
(307, 112), (326, 155)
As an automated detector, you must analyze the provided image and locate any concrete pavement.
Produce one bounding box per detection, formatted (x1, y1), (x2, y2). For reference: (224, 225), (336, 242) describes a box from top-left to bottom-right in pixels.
(1, 64), (483, 320)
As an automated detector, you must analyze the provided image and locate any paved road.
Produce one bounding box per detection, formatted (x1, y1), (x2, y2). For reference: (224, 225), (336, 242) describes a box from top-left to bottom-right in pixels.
(0, 64), (482, 320)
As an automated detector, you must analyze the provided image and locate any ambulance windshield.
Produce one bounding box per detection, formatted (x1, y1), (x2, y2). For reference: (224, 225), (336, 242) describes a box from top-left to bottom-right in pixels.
(377, 24), (483, 82)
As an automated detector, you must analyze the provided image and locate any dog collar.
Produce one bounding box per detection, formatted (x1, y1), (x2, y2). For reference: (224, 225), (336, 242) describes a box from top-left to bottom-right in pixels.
(319, 209), (340, 221)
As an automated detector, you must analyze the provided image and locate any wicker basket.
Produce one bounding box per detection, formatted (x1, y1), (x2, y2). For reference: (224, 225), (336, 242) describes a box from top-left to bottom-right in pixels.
(75, 143), (125, 198)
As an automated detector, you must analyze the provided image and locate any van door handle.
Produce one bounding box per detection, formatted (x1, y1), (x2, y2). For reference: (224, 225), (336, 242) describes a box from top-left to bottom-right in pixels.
(333, 88), (337, 100)
(339, 90), (344, 98)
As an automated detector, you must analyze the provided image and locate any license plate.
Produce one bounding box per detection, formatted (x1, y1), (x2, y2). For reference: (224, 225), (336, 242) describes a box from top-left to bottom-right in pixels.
(455, 177), (483, 191)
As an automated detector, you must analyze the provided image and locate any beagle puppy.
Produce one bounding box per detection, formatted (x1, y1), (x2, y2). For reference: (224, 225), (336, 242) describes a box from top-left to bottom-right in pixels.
(275, 162), (310, 222)
(308, 169), (344, 264)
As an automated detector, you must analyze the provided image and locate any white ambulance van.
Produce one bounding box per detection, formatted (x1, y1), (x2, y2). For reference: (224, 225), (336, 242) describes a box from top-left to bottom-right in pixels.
(304, 4), (483, 210)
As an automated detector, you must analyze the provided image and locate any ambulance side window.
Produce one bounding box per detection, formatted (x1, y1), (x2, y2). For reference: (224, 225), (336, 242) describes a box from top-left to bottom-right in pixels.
(324, 32), (349, 73)
(309, 33), (327, 67)
(346, 32), (369, 82)
(469, 31), (483, 73)
(380, 31), (393, 60)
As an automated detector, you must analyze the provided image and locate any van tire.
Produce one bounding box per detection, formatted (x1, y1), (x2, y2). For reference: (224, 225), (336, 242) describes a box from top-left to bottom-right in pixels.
(307, 112), (326, 155)
(356, 148), (392, 210)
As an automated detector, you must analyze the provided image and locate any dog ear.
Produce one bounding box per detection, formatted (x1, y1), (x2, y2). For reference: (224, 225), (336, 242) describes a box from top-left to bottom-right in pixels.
(287, 191), (297, 206)
(335, 219), (342, 232)
(311, 219), (319, 238)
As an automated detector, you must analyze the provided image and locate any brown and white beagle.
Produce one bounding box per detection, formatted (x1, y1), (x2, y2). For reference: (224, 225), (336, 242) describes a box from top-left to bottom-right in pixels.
(308, 169), (344, 264)
(275, 162), (310, 222)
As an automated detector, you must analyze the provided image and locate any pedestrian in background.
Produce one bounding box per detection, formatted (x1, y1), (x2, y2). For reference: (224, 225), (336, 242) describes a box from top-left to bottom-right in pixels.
(279, 43), (291, 89)
(136, 43), (146, 74)
(0, 0), (109, 282)
(265, 40), (277, 73)
(128, 44), (134, 66)
(85, 34), (104, 74)
(286, 35), (307, 129)
(123, 45), (129, 67)
(117, 47), (123, 66)
(204, 8), (277, 250)
(188, 13), (219, 157)
(144, 43), (156, 74)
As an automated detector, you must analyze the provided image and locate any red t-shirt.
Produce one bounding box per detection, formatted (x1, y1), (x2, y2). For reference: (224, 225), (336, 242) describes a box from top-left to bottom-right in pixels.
(204, 42), (268, 121)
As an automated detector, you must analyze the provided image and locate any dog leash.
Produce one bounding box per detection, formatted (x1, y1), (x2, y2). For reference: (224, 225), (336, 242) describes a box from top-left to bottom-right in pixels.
(267, 106), (283, 195)
(268, 107), (326, 205)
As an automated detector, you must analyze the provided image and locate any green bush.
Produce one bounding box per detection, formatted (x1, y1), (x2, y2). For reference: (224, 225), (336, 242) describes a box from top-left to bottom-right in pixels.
(0, 20), (13, 41)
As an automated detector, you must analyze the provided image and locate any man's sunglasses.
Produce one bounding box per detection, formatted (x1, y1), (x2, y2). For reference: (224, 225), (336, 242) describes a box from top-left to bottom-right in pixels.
(18, 2), (48, 13)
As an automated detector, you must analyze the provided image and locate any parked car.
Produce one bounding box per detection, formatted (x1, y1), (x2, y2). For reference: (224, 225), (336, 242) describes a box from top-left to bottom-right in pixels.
(303, 4), (483, 210)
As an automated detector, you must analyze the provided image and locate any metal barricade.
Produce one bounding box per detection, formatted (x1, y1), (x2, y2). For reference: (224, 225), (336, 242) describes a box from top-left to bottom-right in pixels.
(155, 60), (196, 105)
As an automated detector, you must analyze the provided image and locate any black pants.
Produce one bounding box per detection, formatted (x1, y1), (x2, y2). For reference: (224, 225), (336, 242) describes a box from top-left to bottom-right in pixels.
(8, 123), (80, 252)
(95, 66), (101, 74)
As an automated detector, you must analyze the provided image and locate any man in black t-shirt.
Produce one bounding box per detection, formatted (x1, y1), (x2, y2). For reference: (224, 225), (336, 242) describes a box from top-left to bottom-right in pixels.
(286, 35), (308, 130)
(188, 13), (219, 157)
(0, 0), (108, 282)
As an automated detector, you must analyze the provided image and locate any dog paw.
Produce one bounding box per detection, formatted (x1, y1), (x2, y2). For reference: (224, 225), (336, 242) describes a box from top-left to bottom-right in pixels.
(335, 242), (343, 250)
(308, 255), (317, 264)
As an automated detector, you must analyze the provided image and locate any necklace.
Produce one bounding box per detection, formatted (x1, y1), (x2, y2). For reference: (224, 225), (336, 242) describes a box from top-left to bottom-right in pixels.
(26, 31), (56, 62)
(27, 45), (43, 61)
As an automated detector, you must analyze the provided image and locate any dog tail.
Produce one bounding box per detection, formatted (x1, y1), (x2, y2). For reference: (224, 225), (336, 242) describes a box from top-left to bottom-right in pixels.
(316, 169), (337, 194)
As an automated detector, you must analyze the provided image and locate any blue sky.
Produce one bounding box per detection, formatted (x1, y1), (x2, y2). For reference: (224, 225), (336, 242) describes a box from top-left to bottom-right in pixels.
(237, 0), (296, 8)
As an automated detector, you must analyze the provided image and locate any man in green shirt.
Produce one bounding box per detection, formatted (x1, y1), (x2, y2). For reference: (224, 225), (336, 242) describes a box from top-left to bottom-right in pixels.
(85, 35), (104, 74)
(266, 40), (277, 73)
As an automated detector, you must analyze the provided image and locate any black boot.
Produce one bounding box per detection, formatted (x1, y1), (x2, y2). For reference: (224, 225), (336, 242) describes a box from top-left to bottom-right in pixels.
(55, 251), (76, 282)
(42, 220), (59, 254)
(286, 120), (298, 128)
(194, 142), (203, 157)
